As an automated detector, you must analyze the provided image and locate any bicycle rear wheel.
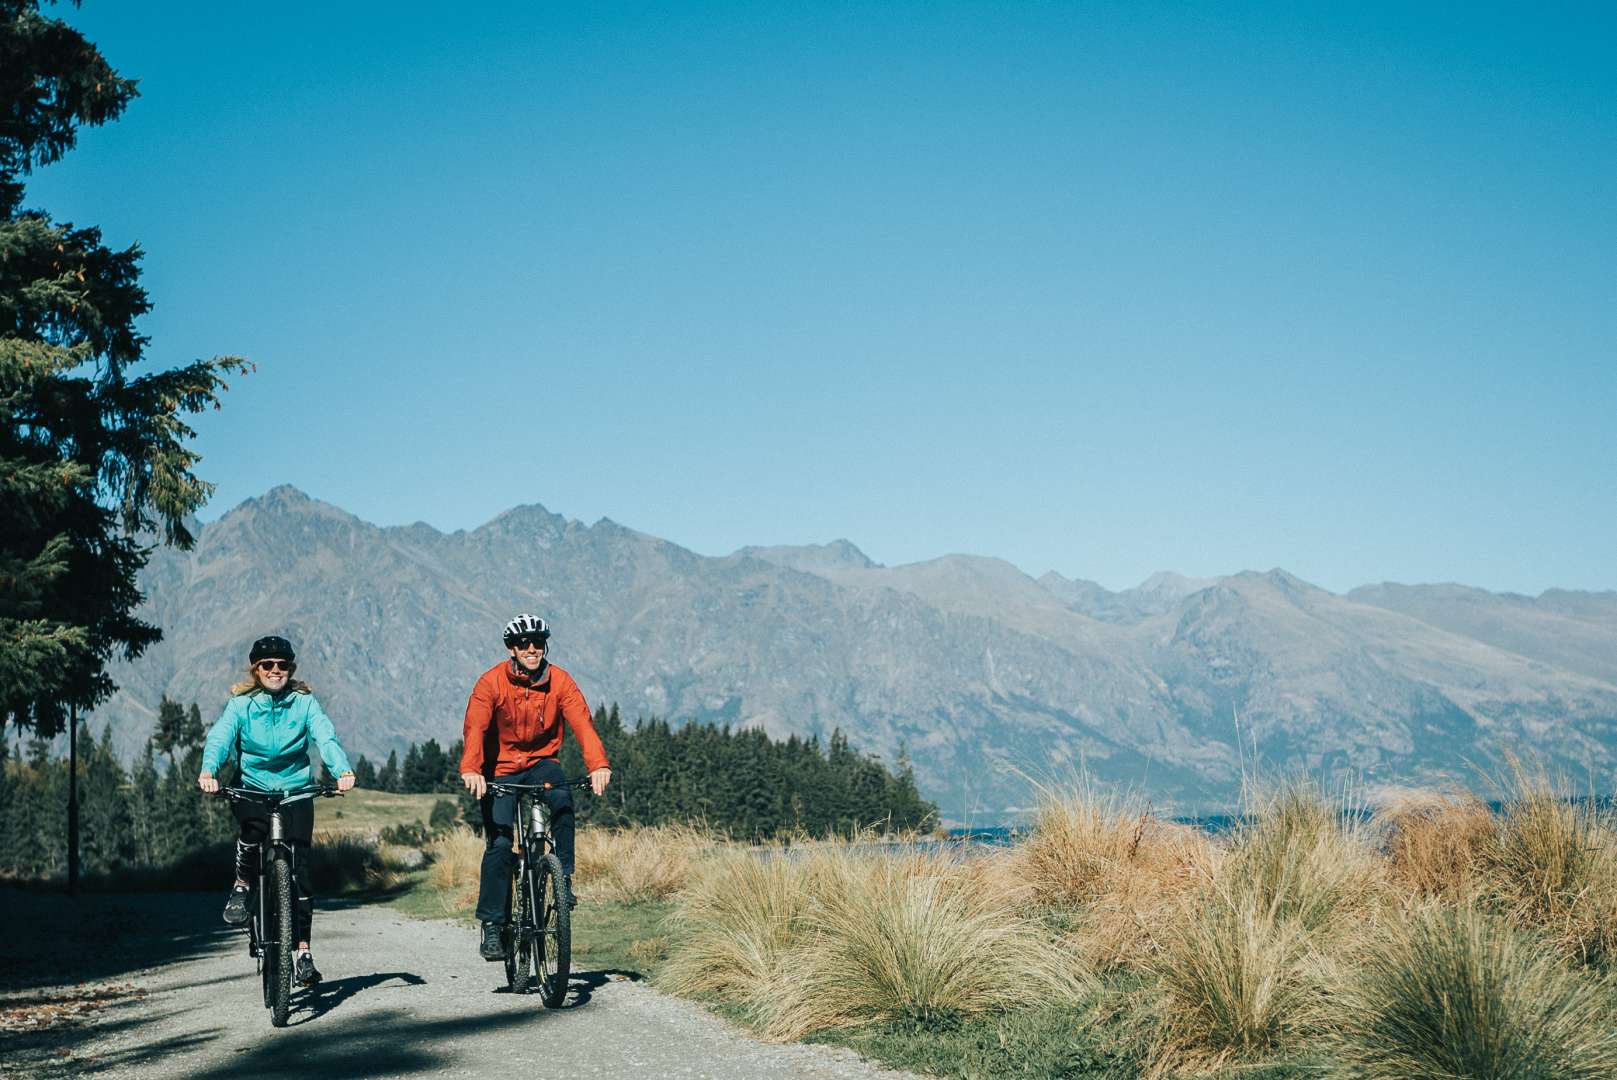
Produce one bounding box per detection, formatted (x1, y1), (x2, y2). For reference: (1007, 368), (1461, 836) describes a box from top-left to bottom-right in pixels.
(536, 852), (571, 1008)
(268, 853), (295, 1026)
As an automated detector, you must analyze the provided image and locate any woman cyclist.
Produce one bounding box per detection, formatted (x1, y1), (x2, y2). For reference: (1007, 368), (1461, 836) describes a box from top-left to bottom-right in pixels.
(197, 635), (356, 986)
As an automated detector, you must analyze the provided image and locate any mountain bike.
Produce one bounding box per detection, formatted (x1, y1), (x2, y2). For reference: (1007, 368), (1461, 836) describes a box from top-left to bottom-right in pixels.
(488, 776), (592, 1007)
(220, 784), (339, 1027)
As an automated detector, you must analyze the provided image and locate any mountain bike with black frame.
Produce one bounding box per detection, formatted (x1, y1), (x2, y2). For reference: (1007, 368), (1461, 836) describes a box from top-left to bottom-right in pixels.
(489, 776), (592, 1007)
(219, 784), (340, 1027)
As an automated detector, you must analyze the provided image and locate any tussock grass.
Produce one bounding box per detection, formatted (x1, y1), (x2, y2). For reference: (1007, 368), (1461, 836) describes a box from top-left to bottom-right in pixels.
(1224, 780), (1384, 933)
(1144, 879), (1319, 1075)
(305, 832), (405, 893)
(756, 847), (1092, 1040)
(424, 826), (485, 915)
(1482, 760), (1617, 966)
(661, 840), (1090, 1040)
(1380, 790), (1495, 900)
(1010, 778), (1214, 970)
(657, 847), (816, 1002)
(1328, 903), (1617, 1079)
(1140, 780), (1380, 1075)
(574, 822), (715, 903)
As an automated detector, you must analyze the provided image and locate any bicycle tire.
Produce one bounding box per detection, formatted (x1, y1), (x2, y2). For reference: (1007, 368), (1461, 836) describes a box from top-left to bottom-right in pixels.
(536, 852), (570, 1008)
(504, 855), (533, 993)
(268, 853), (295, 1026)
(256, 905), (273, 1008)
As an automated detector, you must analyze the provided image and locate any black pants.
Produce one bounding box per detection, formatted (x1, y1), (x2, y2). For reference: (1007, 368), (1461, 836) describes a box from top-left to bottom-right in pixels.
(474, 758), (574, 925)
(231, 796), (316, 944)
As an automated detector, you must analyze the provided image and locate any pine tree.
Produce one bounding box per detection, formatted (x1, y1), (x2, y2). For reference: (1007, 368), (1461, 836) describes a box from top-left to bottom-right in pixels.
(80, 725), (132, 873)
(401, 742), (424, 793)
(377, 750), (400, 793)
(408, 738), (449, 793)
(1, 3), (247, 737)
(152, 695), (201, 767)
(128, 741), (161, 865)
(352, 754), (378, 789)
(0, 740), (14, 871)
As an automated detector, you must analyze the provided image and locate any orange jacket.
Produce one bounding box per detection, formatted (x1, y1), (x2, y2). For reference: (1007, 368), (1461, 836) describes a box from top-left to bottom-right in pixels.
(460, 661), (609, 777)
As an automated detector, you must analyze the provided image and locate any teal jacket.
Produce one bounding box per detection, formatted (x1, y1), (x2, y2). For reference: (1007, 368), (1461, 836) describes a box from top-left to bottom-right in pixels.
(201, 688), (353, 791)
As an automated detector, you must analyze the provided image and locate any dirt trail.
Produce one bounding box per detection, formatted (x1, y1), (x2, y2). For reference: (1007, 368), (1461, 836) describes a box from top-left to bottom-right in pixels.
(1, 890), (920, 1080)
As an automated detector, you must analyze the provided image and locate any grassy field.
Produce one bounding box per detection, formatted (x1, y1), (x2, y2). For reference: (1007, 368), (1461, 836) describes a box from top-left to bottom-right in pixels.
(317, 789), (457, 835)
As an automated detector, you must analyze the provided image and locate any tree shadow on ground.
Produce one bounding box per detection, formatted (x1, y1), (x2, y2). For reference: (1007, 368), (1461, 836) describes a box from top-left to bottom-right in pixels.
(1, 1003), (226, 1079)
(0, 889), (231, 993)
(185, 1007), (547, 1079)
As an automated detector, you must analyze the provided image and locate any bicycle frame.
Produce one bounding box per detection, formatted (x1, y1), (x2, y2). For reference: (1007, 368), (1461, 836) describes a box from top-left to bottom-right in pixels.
(488, 776), (591, 1005)
(221, 785), (334, 1025)
(247, 793), (304, 958)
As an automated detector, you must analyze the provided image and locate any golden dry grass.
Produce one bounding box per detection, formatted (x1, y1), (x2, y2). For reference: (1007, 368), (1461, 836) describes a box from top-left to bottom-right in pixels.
(753, 846), (1092, 1040)
(409, 772), (1617, 1076)
(1008, 778), (1215, 970)
(305, 832), (406, 893)
(424, 826), (484, 915)
(1136, 780), (1384, 1076)
(657, 846), (817, 1003)
(1379, 789), (1495, 900)
(574, 822), (716, 903)
(1482, 759), (1617, 966)
(660, 839), (1091, 1040)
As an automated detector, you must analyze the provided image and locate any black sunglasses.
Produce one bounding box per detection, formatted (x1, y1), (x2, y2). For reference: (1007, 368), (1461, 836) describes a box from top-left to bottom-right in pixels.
(256, 659), (292, 672)
(510, 635), (547, 651)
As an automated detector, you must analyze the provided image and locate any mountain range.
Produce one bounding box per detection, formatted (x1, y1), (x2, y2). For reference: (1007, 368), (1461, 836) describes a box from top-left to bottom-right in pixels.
(90, 486), (1617, 821)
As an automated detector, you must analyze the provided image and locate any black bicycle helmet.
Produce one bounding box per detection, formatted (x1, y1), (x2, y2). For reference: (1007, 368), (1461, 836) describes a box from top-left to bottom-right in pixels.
(249, 635), (295, 664)
(502, 614), (550, 646)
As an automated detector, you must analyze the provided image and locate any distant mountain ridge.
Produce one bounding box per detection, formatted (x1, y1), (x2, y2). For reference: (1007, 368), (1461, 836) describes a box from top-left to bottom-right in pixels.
(93, 486), (1617, 821)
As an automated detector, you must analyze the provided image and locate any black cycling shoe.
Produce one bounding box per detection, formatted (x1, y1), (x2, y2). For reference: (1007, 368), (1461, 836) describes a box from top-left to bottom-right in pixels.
(480, 921), (506, 961)
(563, 875), (578, 910)
(222, 884), (250, 926)
(295, 951), (322, 987)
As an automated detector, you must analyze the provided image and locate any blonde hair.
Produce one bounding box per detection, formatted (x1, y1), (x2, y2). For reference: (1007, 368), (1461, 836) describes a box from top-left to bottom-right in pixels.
(231, 662), (314, 697)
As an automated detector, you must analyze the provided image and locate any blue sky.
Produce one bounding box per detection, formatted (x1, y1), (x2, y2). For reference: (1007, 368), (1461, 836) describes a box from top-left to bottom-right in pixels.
(28, 1), (1616, 594)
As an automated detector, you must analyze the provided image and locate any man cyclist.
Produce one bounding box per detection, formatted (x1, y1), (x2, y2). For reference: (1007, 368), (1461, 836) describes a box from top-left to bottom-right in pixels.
(460, 614), (611, 961)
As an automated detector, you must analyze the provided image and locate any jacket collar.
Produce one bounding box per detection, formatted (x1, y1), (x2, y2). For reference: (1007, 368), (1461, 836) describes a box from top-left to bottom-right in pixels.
(505, 658), (551, 690)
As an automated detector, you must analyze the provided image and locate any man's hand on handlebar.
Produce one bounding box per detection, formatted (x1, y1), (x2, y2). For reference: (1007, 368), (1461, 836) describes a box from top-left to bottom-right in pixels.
(337, 773), (356, 793)
(461, 772), (487, 799)
(198, 773), (219, 794)
(590, 767), (612, 797)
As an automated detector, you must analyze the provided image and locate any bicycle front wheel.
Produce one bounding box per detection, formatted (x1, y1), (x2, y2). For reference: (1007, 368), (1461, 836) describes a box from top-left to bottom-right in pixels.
(268, 853), (295, 1026)
(505, 857), (534, 993)
(536, 852), (571, 1008)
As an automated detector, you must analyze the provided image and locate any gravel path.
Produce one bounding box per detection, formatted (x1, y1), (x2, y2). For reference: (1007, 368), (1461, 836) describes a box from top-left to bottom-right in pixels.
(1, 891), (923, 1080)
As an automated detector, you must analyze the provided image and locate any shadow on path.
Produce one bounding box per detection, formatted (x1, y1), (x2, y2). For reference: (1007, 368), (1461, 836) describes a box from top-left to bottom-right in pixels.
(290, 971), (428, 1024)
(0, 889), (230, 993)
(555, 967), (642, 1010)
(184, 1008), (535, 1079)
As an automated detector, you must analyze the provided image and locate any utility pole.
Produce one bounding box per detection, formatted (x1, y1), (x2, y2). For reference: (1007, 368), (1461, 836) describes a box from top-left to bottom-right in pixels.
(68, 703), (79, 896)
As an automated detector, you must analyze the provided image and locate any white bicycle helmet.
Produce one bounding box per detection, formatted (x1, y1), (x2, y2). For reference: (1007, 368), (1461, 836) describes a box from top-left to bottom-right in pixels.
(502, 613), (550, 646)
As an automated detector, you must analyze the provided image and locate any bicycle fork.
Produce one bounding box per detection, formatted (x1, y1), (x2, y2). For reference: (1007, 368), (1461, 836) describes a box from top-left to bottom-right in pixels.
(251, 811), (289, 963)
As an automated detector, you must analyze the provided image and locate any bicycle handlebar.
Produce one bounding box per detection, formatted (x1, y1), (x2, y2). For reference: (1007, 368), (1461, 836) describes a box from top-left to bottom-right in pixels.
(487, 776), (595, 796)
(219, 784), (342, 804)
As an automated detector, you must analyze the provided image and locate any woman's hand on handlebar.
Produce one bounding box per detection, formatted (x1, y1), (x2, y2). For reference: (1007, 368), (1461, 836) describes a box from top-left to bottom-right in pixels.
(461, 772), (487, 799)
(337, 773), (356, 793)
(198, 773), (219, 794)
